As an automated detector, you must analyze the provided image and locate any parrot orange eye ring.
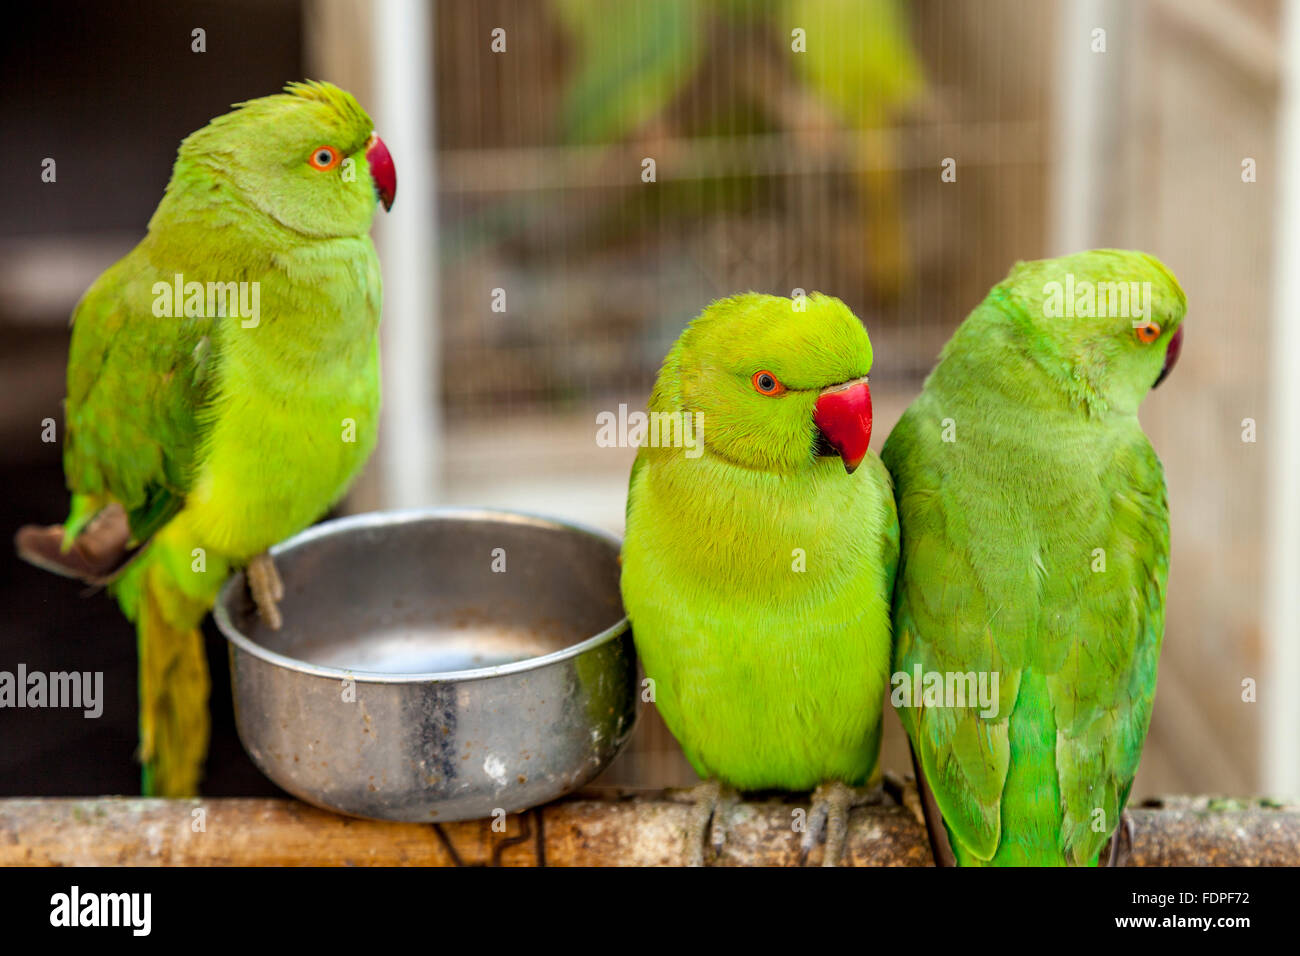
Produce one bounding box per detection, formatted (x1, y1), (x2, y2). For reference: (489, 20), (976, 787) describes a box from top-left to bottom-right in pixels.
(1135, 321), (1162, 344)
(309, 145), (343, 171)
(752, 370), (786, 396)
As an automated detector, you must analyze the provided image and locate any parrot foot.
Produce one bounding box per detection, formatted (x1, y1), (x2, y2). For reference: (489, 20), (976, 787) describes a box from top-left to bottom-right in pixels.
(247, 552), (284, 631)
(679, 780), (736, 866)
(14, 503), (133, 585)
(883, 769), (928, 828)
(800, 781), (878, 867)
(1106, 810), (1136, 867)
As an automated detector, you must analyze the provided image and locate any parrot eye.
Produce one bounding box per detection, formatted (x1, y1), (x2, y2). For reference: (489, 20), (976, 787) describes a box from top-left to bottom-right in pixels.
(309, 146), (342, 171)
(752, 370), (786, 396)
(1135, 321), (1161, 344)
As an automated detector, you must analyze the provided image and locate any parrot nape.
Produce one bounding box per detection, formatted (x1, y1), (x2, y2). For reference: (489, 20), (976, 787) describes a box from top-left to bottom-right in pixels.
(620, 293), (899, 866)
(883, 249), (1185, 866)
(15, 81), (396, 796)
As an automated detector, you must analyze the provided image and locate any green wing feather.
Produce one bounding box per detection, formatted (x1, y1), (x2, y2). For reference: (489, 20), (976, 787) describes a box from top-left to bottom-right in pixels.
(63, 246), (220, 544)
(886, 411), (1012, 861)
(885, 387), (1169, 866)
(1045, 443), (1168, 864)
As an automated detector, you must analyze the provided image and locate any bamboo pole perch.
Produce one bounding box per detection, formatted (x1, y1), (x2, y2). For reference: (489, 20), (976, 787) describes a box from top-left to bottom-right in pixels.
(0, 792), (1295, 867)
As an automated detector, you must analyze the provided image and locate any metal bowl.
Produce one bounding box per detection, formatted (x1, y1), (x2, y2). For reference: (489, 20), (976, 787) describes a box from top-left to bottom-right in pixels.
(214, 508), (637, 822)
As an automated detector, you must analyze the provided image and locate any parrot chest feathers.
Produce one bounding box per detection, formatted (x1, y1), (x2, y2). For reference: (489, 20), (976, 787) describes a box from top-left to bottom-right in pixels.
(183, 340), (380, 559)
(621, 451), (898, 789)
(169, 242), (383, 560)
(635, 453), (890, 600)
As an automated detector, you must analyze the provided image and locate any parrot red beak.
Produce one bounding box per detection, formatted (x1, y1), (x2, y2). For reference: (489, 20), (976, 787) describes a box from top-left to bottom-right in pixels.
(366, 134), (396, 211)
(813, 377), (872, 474)
(1153, 325), (1183, 388)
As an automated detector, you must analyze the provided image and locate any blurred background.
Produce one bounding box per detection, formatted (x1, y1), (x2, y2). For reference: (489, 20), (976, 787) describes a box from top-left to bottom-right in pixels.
(2, 0), (1296, 800)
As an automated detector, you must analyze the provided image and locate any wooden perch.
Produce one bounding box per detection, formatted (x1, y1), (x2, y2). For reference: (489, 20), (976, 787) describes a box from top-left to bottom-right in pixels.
(0, 792), (1295, 866)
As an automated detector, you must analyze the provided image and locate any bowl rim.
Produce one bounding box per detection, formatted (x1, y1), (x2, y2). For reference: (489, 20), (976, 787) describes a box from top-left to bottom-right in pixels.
(213, 506), (630, 685)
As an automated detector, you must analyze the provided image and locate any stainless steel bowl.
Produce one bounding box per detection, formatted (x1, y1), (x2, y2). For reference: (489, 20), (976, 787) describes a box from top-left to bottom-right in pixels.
(214, 508), (637, 822)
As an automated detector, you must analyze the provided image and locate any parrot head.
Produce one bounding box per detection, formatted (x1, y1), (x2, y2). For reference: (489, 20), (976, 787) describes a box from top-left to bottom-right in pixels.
(164, 80), (395, 237)
(657, 293), (875, 474)
(992, 249), (1186, 411)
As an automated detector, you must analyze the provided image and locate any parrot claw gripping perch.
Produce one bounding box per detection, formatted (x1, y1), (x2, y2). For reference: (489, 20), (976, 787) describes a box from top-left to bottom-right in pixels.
(246, 552), (285, 631)
(678, 780), (738, 866)
(799, 781), (880, 867)
(14, 504), (134, 585)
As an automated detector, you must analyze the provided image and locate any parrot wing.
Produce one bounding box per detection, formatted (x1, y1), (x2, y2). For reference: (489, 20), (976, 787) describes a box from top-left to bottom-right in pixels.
(890, 502), (1015, 860)
(1043, 440), (1168, 865)
(885, 410), (1015, 862)
(888, 405), (1169, 865)
(63, 246), (221, 546)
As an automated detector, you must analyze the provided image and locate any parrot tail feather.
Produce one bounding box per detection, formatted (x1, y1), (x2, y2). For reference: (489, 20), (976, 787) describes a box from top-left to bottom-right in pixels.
(113, 534), (219, 797)
(909, 744), (958, 867)
(135, 576), (209, 797)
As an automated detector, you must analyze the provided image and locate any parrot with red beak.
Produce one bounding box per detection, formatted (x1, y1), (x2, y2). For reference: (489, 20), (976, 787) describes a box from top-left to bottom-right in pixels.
(620, 292), (898, 865)
(884, 249), (1185, 865)
(15, 81), (395, 795)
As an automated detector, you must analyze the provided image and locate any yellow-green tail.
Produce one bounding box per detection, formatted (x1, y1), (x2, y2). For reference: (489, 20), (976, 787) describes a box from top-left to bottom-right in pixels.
(110, 523), (227, 796)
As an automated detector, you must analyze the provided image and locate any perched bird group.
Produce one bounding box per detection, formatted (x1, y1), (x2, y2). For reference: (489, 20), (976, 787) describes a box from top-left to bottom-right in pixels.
(15, 82), (1185, 868)
(622, 251), (1185, 866)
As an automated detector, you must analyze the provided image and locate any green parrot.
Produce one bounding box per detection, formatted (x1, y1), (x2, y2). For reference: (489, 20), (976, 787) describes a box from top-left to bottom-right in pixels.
(620, 292), (899, 865)
(883, 250), (1185, 866)
(15, 81), (396, 796)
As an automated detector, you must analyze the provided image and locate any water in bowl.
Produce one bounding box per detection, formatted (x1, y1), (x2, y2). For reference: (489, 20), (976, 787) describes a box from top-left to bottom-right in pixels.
(291, 621), (565, 674)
